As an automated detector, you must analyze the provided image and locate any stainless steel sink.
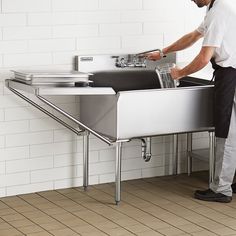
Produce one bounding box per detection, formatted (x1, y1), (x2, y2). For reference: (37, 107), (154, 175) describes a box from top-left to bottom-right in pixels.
(6, 54), (215, 205)
(80, 71), (214, 140)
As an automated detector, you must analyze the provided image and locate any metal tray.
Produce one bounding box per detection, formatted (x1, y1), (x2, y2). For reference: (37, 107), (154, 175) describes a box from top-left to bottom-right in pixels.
(11, 70), (92, 85)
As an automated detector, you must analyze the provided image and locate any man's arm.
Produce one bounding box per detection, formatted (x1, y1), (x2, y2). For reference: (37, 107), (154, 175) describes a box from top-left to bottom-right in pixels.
(163, 30), (203, 54)
(171, 46), (215, 79)
(146, 30), (203, 60)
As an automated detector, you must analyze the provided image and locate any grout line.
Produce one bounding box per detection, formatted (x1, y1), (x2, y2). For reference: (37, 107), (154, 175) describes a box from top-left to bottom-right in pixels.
(0, 197), (51, 235)
(40, 189), (136, 236)
(128, 177), (236, 234)
(69, 187), (166, 235)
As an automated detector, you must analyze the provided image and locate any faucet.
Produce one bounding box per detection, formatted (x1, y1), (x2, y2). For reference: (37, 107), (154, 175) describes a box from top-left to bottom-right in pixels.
(114, 54), (146, 68)
(113, 49), (164, 68)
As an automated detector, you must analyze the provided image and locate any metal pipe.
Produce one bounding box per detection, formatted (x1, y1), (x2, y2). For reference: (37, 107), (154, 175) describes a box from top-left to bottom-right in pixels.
(7, 85), (82, 136)
(209, 131), (215, 184)
(36, 94), (113, 145)
(115, 142), (122, 205)
(173, 134), (179, 175)
(83, 131), (89, 190)
(187, 133), (193, 176)
(136, 48), (161, 56)
(141, 137), (152, 162)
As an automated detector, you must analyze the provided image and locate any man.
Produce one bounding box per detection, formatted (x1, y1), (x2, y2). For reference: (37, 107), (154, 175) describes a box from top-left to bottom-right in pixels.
(145, 0), (236, 203)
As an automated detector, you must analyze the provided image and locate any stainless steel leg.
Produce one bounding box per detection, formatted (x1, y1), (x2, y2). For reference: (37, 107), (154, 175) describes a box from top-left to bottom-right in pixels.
(209, 131), (215, 184)
(173, 134), (179, 175)
(83, 131), (89, 190)
(115, 142), (122, 205)
(187, 133), (193, 176)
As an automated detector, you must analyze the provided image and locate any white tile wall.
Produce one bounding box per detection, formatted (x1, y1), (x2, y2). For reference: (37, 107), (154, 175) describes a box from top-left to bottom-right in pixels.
(0, 0), (208, 197)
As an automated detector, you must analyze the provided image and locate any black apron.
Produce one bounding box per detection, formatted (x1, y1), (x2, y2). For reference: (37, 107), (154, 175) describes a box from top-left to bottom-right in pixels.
(211, 60), (236, 138)
(208, 0), (236, 138)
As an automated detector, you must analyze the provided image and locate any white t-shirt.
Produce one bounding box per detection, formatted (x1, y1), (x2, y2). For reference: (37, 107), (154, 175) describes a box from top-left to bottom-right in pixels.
(197, 0), (236, 68)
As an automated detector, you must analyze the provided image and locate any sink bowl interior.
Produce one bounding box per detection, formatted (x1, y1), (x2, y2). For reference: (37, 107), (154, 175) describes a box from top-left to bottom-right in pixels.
(79, 70), (211, 92)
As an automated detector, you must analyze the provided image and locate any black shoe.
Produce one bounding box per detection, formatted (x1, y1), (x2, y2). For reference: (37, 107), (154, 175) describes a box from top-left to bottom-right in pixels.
(194, 189), (232, 203)
(232, 183), (236, 193)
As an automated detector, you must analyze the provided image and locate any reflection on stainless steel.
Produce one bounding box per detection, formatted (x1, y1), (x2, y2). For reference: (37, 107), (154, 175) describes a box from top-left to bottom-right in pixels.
(113, 55), (146, 68)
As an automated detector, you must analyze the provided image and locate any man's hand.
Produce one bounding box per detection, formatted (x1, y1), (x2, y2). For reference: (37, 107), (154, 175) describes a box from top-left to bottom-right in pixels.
(145, 51), (162, 61)
(170, 67), (184, 80)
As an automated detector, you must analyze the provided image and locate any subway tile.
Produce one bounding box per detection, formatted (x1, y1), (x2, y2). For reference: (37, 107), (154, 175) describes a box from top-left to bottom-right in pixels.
(76, 11), (120, 24)
(0, 55), (3, 67)
(0, 162), (5, 174)
(0, 120), (29, 135)
(3, 53), (52, 67)
(0, 70), (11, 83)
(142, 165), (169, 178)
(6, 181), (53, 196)
(89, 137), (112, 151)
(99, 148), (115, 162)
(0, 146), (29, 161)
(122, 158), (143, 172)
(28, 39), (76, 53)
(53, 129), (78, 143)
(120, 0), (142, 10)
(28, 13), (54, 26)
(6, 131), (53, 147)
(99, 169), (142, 184)
(0, 13), (27, 26)
(52, 0), (99, 12)
(30, 143), (54, 158)
(99, 0), (142, 10)
(144, 21), (185, 35)
(3, 26), (51, 40)
(0, 188), (6, 198)
(54, 151), (98, 168)
(30, 166), (77, 183)
(0, 95), (28, 109)
(54, 153), (83, 168)
(54, 177), (82, 189)
(28, 12), (77, 25)
(6, 156), (53, 173)
(121, 10), (167, 22)
(29, 118), (65, 132)
(99, 0), (120, 10)
(54, 175), (99, 189)
(0, 40), (28, 54)
(0, 108), (4, 121)
(89, 161), (114, 175)
(0, 172), (30, 187)
(52, 52), (75, 65)
(76, 37), (120, 51)
(0, 136), (5, 148)
(2, 0), (51, 13)
(99, 23), (142, 36)
(5, 106), (48, 121)
(52, 25), (98, 38)
(122, 35), (163, 51)
(53, 141), (77, 155)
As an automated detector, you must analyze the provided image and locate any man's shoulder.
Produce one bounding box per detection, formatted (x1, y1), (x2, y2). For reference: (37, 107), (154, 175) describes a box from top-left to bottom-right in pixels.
(216, 0), (236, 12)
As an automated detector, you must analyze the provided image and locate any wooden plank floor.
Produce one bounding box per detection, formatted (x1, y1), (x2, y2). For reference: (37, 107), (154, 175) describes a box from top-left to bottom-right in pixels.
(1, 172), (236, 236)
